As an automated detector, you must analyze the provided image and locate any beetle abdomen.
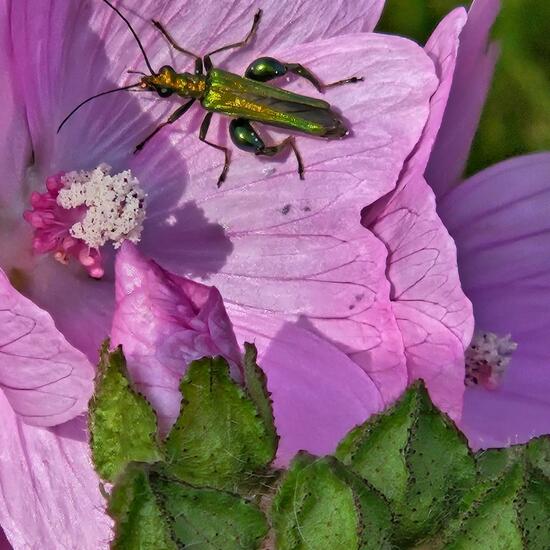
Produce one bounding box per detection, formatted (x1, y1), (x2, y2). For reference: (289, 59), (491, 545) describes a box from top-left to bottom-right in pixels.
(202, 69), (347, 138)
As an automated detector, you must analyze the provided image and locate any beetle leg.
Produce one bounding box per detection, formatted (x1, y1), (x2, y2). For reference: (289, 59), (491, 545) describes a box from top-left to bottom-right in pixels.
(259, 137), (305, 180)
(244, 57), (287, 82)
(199, 113), (231, 187)
(134, 99), (195, 153)
(229, 118), (305, 180)
(152, 20), (203, 74)
(245, 57), (362, 93)
(203, 9), (262, 71)
(286, 64), (363, 93)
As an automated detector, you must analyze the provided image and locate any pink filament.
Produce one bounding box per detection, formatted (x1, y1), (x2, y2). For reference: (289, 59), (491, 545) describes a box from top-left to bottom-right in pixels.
(23, 173), (105, 278)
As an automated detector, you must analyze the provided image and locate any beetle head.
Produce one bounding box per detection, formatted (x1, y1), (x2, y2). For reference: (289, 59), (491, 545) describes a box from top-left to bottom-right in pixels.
(140, 65), (177, 98)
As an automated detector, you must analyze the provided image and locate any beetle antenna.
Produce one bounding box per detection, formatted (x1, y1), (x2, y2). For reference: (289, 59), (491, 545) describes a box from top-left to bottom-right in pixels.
(57, 83), (141, 133)
(100, 0), (156, 74)
(127, 69), (147, 76)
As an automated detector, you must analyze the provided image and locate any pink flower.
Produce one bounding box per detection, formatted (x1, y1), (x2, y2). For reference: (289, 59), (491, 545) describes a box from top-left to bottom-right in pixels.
(438, 154), (550, 449)
(368, 0), (550, 450)
(5, 2), (439, 443)
(365, 6), (475, 419)
(0, 0), (475, 546)
(105, 1), (476, 468)
(421, 0), (550, 449)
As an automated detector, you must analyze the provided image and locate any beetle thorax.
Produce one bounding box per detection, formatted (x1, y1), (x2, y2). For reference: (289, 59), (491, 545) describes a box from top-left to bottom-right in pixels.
(175, 73), (207, 99)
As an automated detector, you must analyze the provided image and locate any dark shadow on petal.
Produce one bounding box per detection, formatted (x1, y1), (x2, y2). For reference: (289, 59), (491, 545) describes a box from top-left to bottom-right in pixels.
(0, 524), (11, 549)
(49, 415), (88, 444)
(251, 317), (379, 464)
(140, 201), (234, 280)
(295, 314), (357, 354)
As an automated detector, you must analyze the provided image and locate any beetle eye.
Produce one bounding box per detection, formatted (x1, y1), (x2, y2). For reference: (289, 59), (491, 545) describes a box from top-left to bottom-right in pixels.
(158, 87), (172, 98)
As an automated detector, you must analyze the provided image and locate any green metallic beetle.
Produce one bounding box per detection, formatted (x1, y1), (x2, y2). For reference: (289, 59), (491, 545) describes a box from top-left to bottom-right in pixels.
(59, 0), (362, 186)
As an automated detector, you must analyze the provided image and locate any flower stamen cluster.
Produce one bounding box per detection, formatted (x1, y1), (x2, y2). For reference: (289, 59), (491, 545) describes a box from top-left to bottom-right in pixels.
(465, 331), (518, 389)
(23, 164), (146, 278)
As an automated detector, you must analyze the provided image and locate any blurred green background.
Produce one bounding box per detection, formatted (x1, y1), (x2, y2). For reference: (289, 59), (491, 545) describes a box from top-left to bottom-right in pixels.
(378, 0), (550, 177)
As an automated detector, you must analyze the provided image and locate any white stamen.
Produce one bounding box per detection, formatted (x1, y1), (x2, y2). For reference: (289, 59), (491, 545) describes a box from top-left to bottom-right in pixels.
(57, 164), (146, 250)
(465, 331), (518, 389)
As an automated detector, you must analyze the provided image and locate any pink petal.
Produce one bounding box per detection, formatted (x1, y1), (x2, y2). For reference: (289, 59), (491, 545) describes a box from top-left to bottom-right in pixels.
(0, 0), (35, 291)
(5, 1), (416, 366)
(366, 174), (474, 421)
(439, 153), (550, 447)
(363, 9), (474, 420)
(426, 0), (501, 199)
(410, 8), (468, 175)
(20, 259), (116, 362)
(0, 395), (111, 549)
(144, 33), (437, 199)
(184, 218), (407, 403)
(111, 242), (242, 433)
(138, 33), (437, 404)
(0, 0), (31, 213)
(208, 308), (384, 466)
(0, 268), (94, 426)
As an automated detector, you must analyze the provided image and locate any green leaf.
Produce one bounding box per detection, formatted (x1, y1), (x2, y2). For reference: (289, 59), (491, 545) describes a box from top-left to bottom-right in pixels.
(476, 447), (525, 482)
(272, 454), (360, 550)
(526, 436), (550, 478)
(164, 356), (275, 492)
(336, 382), (476, 546)
(327, 458), (393, 550)
(335, 386), (414, 502)
(89, 343), (162, 481)
(523, 435), (550, 549)
(151, 471), (268, 549)
(272, 453), (392, 550)
(520, 466), (550, 549)
(443, 463), (525, 550)
(108, 463), (177, 550)
(243, 343), (278, 453)
(440, 442), (550, 549)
